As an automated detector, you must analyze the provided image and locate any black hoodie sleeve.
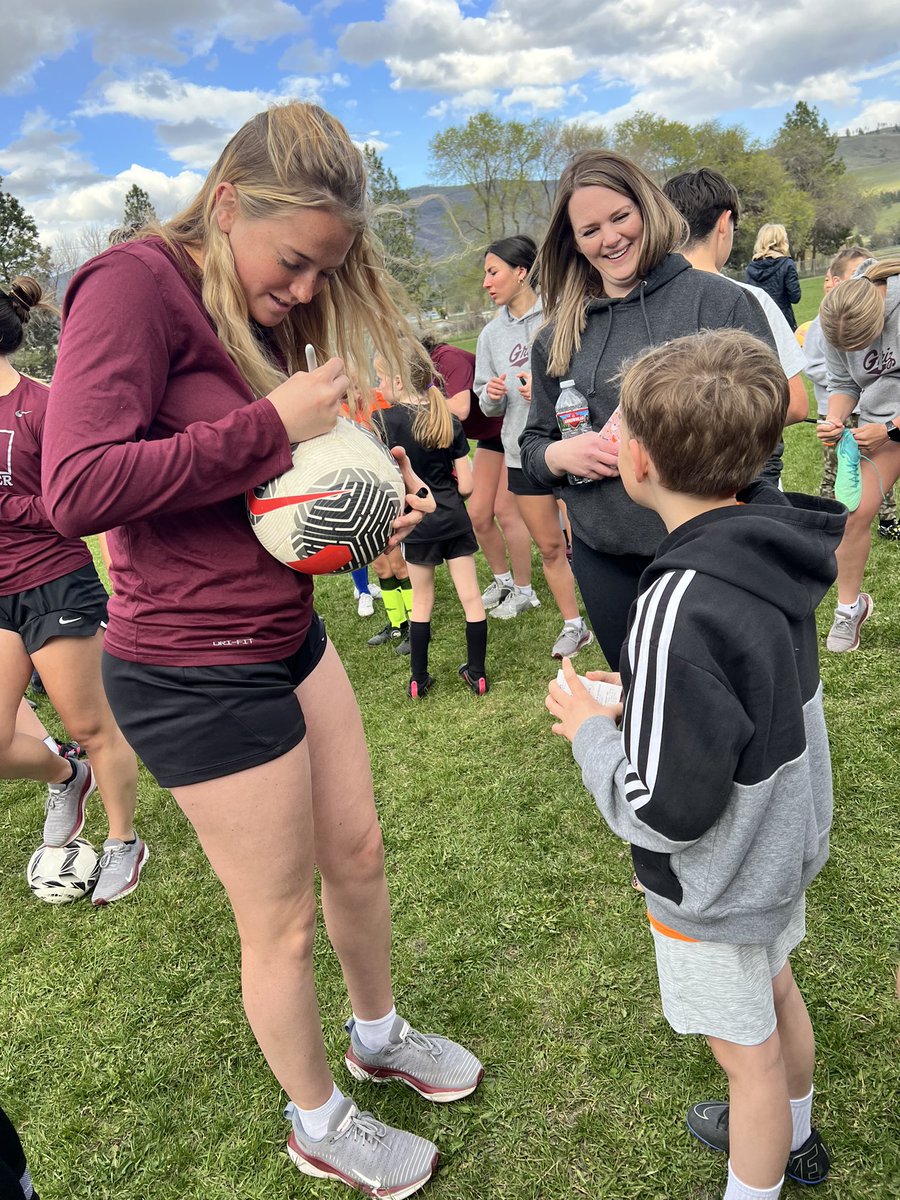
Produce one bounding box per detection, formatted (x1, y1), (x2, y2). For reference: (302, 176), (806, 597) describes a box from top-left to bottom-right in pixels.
(783, 259), (801, 305)
(519, 333), (566, 489)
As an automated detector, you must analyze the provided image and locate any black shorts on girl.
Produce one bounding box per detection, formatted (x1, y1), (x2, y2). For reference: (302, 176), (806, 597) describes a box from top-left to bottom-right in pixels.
(402, 530), (478, 566)
(102, 612), (328, 789)
(475, 435), (504, 454)
(0, 562), (109, 654)
(506, 466), (554, 497)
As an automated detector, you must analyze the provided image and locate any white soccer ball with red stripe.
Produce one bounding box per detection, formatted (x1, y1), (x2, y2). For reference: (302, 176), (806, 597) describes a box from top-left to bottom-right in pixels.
(27, 838), (100, 903)
(248, 418), (404, 574)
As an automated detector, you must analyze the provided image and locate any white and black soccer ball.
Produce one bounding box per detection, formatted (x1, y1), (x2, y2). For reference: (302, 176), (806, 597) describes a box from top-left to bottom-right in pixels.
(26, 838), (100, 904)
(248, 418), (405, 575)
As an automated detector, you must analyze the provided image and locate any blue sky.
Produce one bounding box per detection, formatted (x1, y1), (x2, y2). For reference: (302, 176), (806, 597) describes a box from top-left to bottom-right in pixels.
(2, 1), (900, 247)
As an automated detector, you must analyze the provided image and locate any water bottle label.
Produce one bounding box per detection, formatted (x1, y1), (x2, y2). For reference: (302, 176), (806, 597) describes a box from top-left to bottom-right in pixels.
(556, 405), (590, 432)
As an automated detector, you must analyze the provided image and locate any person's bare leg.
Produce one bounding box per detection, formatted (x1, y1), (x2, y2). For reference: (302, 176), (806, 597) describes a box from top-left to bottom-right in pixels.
(707, 1031), (791, 1189)
(34, 631), (137, 840)
(299, 642), (394, 1021)
(0, 632), (70, 785)
(446, 556), (486, 622)
(174, 742), (336, 1108)
(771, 962), (815, 1101)
(514, 494), (581, 619)
(494, 464), (533, 586)
(406, 563), (436, 623)
(467, 448), (509, 575)
(835, 448), (900, 604)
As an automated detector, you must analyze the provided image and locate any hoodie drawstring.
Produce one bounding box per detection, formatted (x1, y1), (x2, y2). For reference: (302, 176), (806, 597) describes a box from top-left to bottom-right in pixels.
(588, 306), (614, 397)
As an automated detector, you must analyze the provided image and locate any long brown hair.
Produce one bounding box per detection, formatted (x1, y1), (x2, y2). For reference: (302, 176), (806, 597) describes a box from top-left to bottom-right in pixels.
(819, 257), (900, 351)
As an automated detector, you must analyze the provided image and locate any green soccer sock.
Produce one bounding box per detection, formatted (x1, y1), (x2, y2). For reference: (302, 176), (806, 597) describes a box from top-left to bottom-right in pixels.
(380, 577), (406, 629)
(399, 577), (413, 619)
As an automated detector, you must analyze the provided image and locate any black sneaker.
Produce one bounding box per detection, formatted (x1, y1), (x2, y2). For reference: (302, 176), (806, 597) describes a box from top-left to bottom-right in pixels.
(394, 621), (411, 656)
(458, 664), (489, 696)
(367, 623), (397, 647)
(877, 518), (900, 541)
(407, 674), (434, 699)
(686, 1102), (830, 1185)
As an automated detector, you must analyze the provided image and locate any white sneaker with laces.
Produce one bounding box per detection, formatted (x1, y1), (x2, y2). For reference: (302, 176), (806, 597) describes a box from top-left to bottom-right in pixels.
(826, 593), (872, 652)
(480, 580), (512, 610)
(489, 589), (541, 620)
(357, 593), (375, 618)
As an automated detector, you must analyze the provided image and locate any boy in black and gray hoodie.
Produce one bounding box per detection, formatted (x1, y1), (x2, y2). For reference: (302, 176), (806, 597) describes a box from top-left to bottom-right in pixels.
(546, 330), (846, 1200)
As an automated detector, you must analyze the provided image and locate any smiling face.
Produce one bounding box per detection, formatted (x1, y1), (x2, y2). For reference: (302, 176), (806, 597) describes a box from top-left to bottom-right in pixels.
(214, 184), (356, 327)
(567, 185), (645, 298)
(483, 252), (524, 308)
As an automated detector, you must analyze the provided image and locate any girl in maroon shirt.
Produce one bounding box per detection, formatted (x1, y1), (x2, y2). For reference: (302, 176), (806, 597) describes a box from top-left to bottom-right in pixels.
(0, 278), (144, 904)
(43, 104), (481, 1195)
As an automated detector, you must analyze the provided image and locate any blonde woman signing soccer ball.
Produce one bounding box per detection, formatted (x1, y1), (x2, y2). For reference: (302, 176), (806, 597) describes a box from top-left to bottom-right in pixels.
(817, 258), (900, 652)
(42, 104), (482, 1196)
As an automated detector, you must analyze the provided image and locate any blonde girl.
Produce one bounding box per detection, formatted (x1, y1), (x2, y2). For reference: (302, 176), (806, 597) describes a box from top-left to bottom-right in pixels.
(745, 222), (802, 331)
(42, 103), (481, 1196)
(817, 257), (900, 651)
(374, 351), (489, 698)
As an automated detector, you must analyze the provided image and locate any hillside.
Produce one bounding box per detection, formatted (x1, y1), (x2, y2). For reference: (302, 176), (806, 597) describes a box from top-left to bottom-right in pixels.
(837, 127), (900, 188)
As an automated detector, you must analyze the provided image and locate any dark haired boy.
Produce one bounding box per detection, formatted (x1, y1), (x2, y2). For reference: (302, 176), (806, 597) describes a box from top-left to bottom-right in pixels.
(547, 330), (845, 1200)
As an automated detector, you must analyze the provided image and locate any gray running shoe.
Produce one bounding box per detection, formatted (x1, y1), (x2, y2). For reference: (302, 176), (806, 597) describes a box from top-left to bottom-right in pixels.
(285, 1098), (438, 1199)
(826, 593), (872, 652)
(551, 624), (594, 660)
(345, 1016), (484, 1102)
(43, 758), (95, 847)
(480, 580), (512, 610)
(489, 589), (541, 620)
(92, 836), (149, 906)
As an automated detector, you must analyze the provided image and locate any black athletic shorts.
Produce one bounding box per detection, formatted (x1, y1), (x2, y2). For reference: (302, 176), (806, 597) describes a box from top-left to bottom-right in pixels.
(102, 612), (328, 789)
(0, 563), (108, 654)
(475, 435), (504, 454)
(403, 529), (479, 566)
(506, 466), (554, 497)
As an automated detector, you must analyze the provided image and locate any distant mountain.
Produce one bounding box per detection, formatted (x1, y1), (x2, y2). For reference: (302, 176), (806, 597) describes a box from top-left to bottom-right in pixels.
(836, 128), (900, 193)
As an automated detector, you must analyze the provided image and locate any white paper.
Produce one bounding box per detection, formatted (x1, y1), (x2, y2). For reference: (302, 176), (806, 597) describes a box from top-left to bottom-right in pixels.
(555, 669), (622, 706)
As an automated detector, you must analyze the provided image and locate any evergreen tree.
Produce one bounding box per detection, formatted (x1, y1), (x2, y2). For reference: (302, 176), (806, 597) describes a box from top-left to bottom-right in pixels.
(0, 177), (57, 378)
(363, 145), (431, 307)
(122, 184), (157, 229)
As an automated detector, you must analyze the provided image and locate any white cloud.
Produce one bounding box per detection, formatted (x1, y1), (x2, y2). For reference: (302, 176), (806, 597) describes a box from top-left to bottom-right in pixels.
(838, 99), (900, 133)
(1, 1), (305, 92)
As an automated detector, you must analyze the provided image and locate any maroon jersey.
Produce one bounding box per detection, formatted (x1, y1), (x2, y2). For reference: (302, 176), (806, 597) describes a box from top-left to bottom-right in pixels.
(0, 375), (91, 594)
(43, 239), (313, 666)
(429, 342), (503, 442)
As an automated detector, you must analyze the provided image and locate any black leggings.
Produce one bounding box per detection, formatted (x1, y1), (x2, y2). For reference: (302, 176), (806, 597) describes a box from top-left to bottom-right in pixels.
(571, 535), (653, 671)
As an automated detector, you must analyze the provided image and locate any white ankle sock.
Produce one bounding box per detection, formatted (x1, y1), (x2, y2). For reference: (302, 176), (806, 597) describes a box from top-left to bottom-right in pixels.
(514, 584), (534, 598)
(352, 1005), (397, 1051)
(43, 736), (57, 753)
(563, 617), (585, 631)
(296, 1083), (345, 1141)
(790, 1087), (813, 1151)
(493, 571), (513, 587)
(836, 596), (861, 618)
(723, 1162), (783, 1200)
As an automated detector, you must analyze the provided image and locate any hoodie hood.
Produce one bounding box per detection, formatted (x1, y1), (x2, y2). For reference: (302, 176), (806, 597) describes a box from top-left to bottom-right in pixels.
(644, 491), (846, 623)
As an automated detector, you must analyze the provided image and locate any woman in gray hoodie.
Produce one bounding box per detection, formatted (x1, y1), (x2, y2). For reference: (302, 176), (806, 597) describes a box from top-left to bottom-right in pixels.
(475, 235), (592, 661)
(817, 257), (900, 652)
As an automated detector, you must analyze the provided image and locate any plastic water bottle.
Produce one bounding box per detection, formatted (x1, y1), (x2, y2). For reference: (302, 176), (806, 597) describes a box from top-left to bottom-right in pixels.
(555, 379), (592, 485)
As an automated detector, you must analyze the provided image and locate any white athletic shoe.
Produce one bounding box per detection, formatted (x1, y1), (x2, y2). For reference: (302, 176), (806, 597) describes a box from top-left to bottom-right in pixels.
(357, 593), (375, 618)
(490, 589), (541, 620)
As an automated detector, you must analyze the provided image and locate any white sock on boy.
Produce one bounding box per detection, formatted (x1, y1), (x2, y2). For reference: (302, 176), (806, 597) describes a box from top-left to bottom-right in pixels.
(351, 1005), (397, 1051)
(723, 1162), (783, 1200)
(790, 1087), (813, 1151)
(295, 1082), (346, 1141)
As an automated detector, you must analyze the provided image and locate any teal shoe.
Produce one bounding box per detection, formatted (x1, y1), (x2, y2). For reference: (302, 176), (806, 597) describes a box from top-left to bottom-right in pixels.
(834, 429), (862, 511)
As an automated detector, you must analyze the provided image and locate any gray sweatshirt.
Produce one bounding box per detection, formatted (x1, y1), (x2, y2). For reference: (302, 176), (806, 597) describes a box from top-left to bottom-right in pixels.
(824, 273), (900, 425)
(475, 297), (543, 468)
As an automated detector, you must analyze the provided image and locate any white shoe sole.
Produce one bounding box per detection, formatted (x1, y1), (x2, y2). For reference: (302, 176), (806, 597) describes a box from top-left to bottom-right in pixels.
(288, 1133), (436, 1199)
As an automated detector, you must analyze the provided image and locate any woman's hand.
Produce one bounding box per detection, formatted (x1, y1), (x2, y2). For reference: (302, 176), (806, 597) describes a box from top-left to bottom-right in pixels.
(267, 357), (350, 443)
(385, 447), (437, 548)
(853, 422), (891, 452)
(517, 371), (532, 403)
(545, 432), (619, 479)
(485, 374), (508, 402)
(816, 418), (845, 446)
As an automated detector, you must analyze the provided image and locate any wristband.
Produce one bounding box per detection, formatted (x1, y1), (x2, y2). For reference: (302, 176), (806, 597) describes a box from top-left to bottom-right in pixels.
(886, 421), (900, 444)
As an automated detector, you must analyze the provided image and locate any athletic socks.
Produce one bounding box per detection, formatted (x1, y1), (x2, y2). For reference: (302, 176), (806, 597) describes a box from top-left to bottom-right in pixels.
(514, 583), (535, 598)
(563, 617), (586, 633)
(493, 571), (513, 588)
(351, 1006), (397, 1052)
(464, 619), (488, 677)
(380, 577), (406, 629)
(723, 1163), (782, 1200)
(399, 577), (413, 619)
(294, 1083), (347, 1142)
(350, 567), (370, 596)
(42, 737), (57, 754)
(790, 1088), (813, 1152)
(836, 596), (862, 618)
(409, 620), (431, 683)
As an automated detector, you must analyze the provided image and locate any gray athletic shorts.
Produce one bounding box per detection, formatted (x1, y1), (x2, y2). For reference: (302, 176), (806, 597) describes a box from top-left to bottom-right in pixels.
(649, 896), (806, 1045)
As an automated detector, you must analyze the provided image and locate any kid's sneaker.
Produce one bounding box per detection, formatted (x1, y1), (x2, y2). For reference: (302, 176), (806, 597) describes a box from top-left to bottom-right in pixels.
(458, 664), (489, 696)
(43, 758), (95, 847)
(357, 593), (375, 618)
(686, 1101), (830, 1184)
(826, 593), (873, 652)
(285, 1098), (438, 1199)
(551, 624), (594, 660)
(345, 1016), (484, 1102)
(480, 580), (512, 610)
(490, 589), (541, 620)
(407, 675), (434, 700)
(834, 428), (862, 511)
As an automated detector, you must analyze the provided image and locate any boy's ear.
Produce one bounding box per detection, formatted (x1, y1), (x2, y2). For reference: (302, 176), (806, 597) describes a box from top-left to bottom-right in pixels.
(628, 437), (652, 483)
(717, 210), (732, 238)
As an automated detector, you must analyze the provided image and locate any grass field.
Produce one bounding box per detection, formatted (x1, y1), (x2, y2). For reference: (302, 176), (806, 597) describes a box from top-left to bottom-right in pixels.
(2, 275), (899, 1200)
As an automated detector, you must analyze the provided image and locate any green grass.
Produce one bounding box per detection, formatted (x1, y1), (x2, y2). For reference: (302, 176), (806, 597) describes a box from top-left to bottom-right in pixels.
(2, 329), (899, 1200)
(852, 162), (900, 192)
